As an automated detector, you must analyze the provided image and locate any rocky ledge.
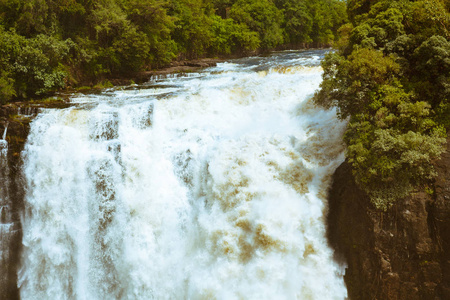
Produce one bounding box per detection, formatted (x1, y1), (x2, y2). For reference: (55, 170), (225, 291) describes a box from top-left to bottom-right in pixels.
(0, 101), (60, 299)
(1, 99), (72, 157)
(0, 58), (223, 154)
(328, 134), (450, 299)
(109, 58), (223, 86)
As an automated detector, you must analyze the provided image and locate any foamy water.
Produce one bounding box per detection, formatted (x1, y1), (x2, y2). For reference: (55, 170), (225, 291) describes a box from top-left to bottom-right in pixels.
(19, 50), (347, 299)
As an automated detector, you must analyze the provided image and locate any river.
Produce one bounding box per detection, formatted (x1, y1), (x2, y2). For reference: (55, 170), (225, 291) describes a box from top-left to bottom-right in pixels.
(8, 50), (348, 299)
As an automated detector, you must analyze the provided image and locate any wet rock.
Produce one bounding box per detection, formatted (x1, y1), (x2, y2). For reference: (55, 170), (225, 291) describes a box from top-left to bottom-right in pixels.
(0, 106), (31, 300)
(186, 62), (210, 68)
(0, 140), (7, 153)
(327, 134), (450, 299)
(133, 103), (153, 129)
(173, 149), (194, 186)
(90, 111), (119, 141)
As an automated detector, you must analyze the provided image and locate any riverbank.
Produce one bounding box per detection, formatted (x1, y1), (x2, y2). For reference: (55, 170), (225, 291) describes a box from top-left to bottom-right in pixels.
(107, 57), (225, 87)
(0, 52), (261, 158)
(4, 44), (332, 104)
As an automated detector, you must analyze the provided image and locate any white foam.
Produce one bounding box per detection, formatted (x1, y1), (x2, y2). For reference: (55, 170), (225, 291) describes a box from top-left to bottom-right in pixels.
(20, 52), (347, 299)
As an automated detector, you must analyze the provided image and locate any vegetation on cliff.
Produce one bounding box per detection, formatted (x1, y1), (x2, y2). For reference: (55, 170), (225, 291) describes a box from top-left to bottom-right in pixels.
(314, 0), (449, 210)
(0, 0), (347, 103)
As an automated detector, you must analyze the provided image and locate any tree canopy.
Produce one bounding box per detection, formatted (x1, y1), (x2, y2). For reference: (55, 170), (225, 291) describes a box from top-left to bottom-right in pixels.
(314, 0), (449, 210)
(0, 0), (347, 102)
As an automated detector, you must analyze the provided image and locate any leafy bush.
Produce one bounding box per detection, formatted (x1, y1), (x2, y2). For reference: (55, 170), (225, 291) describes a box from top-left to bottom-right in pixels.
(0, 26), (19, 103)
(0, 73), (16, 104)
(345, 107), (446, 210)
(0, 26), (72, 99)
(314, 48), (401, 118)
(314, 0), (449, 210)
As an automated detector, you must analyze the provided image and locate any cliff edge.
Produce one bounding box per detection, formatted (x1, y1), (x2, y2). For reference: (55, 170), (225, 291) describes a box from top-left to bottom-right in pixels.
(328, 134), (450, 299)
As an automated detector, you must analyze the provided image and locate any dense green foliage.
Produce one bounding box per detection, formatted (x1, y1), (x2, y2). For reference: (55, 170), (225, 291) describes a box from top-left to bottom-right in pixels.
(315, 0), (449, 210)
(0, 0), (347, 102)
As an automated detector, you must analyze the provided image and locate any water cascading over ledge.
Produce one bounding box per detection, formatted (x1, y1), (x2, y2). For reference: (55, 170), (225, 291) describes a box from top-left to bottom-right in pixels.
(17, 50), (348, 299)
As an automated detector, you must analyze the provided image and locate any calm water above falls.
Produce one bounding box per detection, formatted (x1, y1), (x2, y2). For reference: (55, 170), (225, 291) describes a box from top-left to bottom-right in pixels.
(19, 50), (348, 299)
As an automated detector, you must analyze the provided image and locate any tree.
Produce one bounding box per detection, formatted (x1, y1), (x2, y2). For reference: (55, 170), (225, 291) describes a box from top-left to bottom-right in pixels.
(315, 48), (401, 118)
(314, 0), (449, 209)
(230, 0), (284, 49)
(168, 0), (215, 58)
(0, 0), (349, 101)
(209, 14), (259, 54)
(121, 0), (176, 67)
(13, 34), (73, 97)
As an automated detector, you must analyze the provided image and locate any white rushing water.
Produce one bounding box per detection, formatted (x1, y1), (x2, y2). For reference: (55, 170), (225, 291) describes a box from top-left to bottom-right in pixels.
(19, 50), (347, 299)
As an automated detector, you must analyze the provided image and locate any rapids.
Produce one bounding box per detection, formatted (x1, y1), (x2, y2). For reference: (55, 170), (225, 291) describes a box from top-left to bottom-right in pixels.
(18, 50), (348, 299)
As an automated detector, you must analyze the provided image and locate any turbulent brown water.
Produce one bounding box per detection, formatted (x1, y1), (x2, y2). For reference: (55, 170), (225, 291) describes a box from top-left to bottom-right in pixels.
(7, 50), (348, 299)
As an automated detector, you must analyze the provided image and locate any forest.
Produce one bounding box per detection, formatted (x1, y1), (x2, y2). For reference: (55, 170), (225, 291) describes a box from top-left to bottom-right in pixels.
(314, 0), (450, 210)
(1, 0), (449, 211)
(0, 0), (346, 102)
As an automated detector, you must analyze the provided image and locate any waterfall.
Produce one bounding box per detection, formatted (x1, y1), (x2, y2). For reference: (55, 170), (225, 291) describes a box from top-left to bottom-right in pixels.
(1, 123), (7, 156)
(2, 122), (7, 140)
(19, 50), (348, 299)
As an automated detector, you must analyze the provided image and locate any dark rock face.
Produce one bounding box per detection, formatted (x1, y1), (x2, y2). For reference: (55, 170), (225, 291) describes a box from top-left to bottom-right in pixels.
(0, 106), (32, 300)
(328, 135), (450, 299)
